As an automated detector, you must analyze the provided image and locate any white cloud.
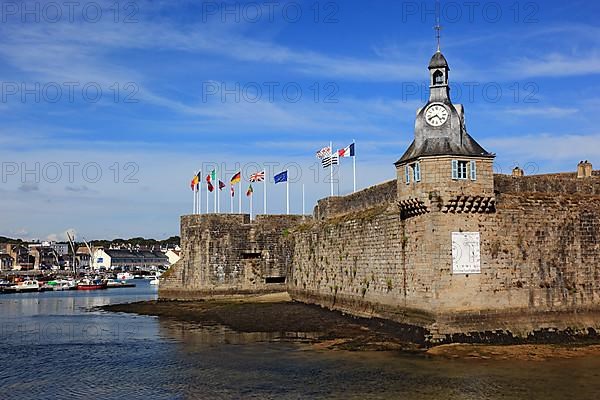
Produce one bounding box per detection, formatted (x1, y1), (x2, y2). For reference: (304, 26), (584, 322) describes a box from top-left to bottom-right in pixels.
(487, 133), (600, 162)
(503, 107), (579, 118)
(504, 53), (600, 78)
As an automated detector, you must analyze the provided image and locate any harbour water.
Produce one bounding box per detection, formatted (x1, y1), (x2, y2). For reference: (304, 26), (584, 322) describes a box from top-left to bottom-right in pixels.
(1, 282), (600, 400)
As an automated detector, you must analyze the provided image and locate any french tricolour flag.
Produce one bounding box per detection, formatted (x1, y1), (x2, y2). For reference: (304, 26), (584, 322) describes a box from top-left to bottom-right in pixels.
(338, 143), (355, 158)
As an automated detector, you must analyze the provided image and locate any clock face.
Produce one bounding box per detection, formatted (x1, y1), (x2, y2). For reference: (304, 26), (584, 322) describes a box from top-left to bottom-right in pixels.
(425, 104), (449, 127)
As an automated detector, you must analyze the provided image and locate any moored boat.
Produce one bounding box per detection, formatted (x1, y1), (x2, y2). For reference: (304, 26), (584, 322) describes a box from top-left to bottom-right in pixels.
(116, 272), (134, 281)
(48, 279), (77, 291)
(5, 280), (42, 293)
(106, 279), (136, 288)
(77, 278), (108, 290)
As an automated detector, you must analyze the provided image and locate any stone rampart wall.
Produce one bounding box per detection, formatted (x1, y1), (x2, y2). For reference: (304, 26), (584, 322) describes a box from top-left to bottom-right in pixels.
(313, 180), (396, 220)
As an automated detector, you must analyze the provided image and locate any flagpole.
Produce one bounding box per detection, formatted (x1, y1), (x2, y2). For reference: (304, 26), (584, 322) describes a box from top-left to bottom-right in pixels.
(217, 172), (221, 214)
(192, 185), (196, 214)
(286, 178), (290, 215)
(206, 178), (209, 214)
(330, 141), (334, 197)
(250, 191), (253, 221)
(302, 183), (305, 216)
(238, 182), (242, 213)
(230, 187), (233, 213)
(264, 169), (267, 216)
(198, 170), (202, 215)
(198, 173), (202, 215)
(213, 171), (217, 214)
(353, 139), (356, 193)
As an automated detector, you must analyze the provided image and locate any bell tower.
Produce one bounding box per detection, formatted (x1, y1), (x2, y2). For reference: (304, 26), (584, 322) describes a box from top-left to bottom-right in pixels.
(395, 24), (496, 216)
(429, 22), (450, 103)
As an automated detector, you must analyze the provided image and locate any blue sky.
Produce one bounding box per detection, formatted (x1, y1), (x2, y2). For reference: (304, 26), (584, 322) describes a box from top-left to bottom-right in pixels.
(1, 0), (599, 240)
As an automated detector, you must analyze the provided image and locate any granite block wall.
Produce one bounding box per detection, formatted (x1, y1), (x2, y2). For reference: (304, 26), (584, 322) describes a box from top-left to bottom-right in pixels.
(160, 214), (303, 300)
(160, 170), (600, 344)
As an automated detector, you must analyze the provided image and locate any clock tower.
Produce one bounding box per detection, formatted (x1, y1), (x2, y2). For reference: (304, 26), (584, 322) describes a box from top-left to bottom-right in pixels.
(395, 34), (495, 216)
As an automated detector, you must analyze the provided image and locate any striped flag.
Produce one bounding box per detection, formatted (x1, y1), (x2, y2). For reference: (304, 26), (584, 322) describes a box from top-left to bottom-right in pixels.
(190, 174), (199, 191)
(230, 172), (241, 185)
(206, 174), (214, 192)
(230, 186), (235, 197)
(246, 184), (254, 196)
(249, 171), (265, 182)
(316, 146), (331, 159)
(338, 143), (355, 158)
(322, 153), (339, 168)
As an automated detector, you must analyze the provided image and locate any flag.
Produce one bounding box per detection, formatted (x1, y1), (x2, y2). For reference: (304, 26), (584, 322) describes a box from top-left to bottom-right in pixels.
(230, 186), (235, 197)
(338, 143), (355, 158)
(230, 172), (241, 185)
(219, 180), (226, 190)
(190, 174), (199, 191)
(316, 146), (331, 159)
(249, 171), (265, 182)
(322, 154), (339, 168)
(210, 169), (216, 182)
(246, 184), (254, 196)
(274, 171), (288, 184)
(206, 174), (214, 192)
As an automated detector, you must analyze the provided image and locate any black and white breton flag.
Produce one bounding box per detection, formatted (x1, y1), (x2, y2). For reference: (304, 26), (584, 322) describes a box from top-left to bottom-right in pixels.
(321, 153), (339, 168)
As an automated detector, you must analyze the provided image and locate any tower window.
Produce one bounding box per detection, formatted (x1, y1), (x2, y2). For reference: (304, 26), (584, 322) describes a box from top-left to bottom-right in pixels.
(433, 70), (444, 85)
(405, 162), (421, 184)
(413, 162), (421, 182)
(452, 160), (477, 181)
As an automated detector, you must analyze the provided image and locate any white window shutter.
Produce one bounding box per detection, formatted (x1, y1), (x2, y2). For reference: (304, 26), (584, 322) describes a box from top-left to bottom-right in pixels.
(405, 165), (410, 185)
(452, 160), (458, 180)
(470, 160), (477, 180)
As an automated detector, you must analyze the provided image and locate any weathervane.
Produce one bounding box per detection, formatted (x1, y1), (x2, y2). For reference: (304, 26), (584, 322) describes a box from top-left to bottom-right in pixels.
(434, 0), (442, 52)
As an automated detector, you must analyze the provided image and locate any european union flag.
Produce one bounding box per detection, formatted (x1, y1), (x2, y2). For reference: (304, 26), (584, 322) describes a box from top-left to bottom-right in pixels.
(274, 170), (288, 184)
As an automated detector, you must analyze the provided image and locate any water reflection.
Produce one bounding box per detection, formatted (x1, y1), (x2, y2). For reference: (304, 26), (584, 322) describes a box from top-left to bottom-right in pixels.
(1, 284), (600, 400)
(160, 320), (320, 346)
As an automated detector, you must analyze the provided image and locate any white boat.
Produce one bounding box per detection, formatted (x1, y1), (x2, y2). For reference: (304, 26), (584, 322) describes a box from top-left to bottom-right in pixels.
(10, 280), (41, 292)
(52, 280), (77, 291)
(106, 279), (136, 288)
(116, 272), (134, 280)
(149, 278), (159, 286)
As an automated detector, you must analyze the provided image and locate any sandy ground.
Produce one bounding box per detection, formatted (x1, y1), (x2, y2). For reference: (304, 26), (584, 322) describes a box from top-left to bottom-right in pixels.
(426, 343), (600, 361)
(101, 294), (600, 359)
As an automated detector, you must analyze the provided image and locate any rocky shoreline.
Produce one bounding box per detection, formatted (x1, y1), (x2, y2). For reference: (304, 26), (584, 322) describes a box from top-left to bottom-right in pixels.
(101, 294), (424, 352)
(100, 294), (600, 360)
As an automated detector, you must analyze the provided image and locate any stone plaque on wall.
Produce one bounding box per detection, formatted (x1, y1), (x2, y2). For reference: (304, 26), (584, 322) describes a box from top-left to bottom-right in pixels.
(452, 232), (481, 274)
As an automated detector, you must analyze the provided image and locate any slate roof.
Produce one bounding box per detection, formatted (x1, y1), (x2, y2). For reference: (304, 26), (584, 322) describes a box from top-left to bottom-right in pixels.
(396, 134), (495, 165)
(105, 249), (168, 261)
(429, 51), (448, 69)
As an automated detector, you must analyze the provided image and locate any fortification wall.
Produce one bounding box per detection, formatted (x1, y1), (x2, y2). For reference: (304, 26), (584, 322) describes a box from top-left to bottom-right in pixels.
(289, 191), (600, 342)
(160, 214), (303, 300)
(161, 168), (600, 344)
(289, 203), (439, 329)
(495, 172), (600, 195)
(428, 192), (600, 340)
(313, 180), (396, 220)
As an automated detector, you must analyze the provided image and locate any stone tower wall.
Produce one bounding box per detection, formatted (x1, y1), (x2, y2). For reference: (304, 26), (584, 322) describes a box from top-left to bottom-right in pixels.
(288, 190), (600, 342)
(159, 214), (304, 300)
